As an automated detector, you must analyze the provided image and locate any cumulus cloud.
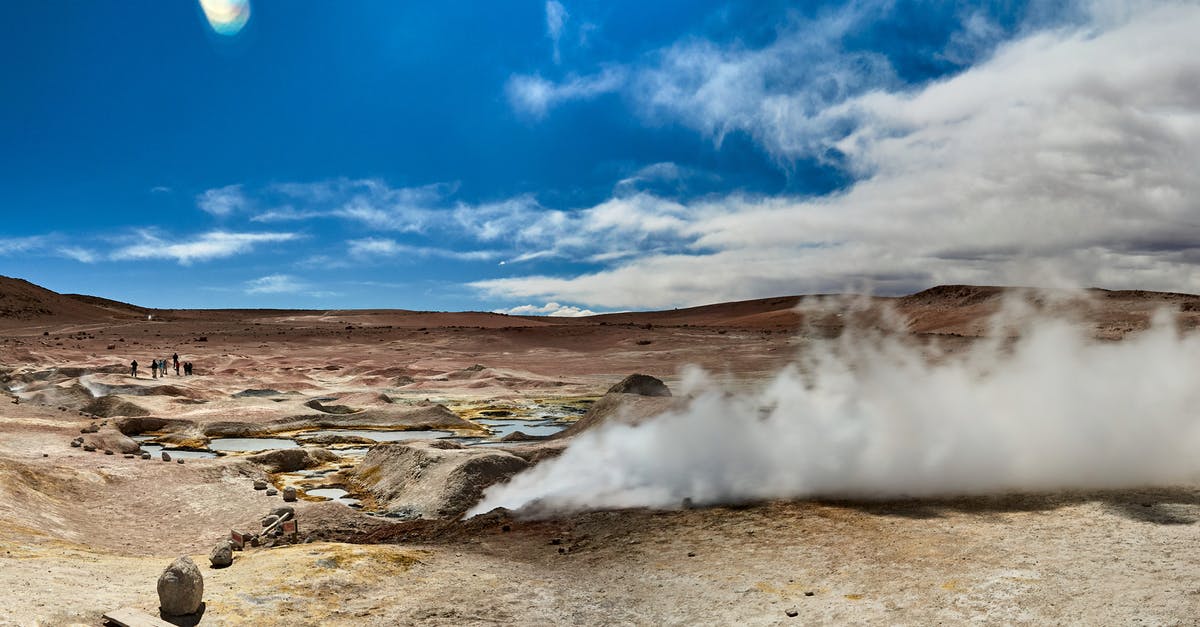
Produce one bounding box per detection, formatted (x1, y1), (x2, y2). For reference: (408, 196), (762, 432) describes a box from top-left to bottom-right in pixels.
(475, 1), (1200, 308)
(196, 184), (248, 216)
(506, 68), (625, 117)
(494, 302), (598, 317)
(110, 230), (300, 265)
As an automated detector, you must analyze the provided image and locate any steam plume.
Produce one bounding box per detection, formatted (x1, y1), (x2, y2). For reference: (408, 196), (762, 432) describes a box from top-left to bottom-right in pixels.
(471, 302), (1200, 516)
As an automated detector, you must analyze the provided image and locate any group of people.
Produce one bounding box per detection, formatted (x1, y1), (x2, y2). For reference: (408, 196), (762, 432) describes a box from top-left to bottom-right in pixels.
(130, 352), (195, 378)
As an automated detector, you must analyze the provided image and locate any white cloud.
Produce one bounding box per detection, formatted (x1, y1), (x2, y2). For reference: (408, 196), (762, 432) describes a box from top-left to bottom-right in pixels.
(494, 302), (598, 317)
(546, 1), (568, 64)
(0, 236), (47, 256)
(476, 2), (1200, 308)
(196, 184), (248, 216)
(347, 237), (498, 261)
(244, 274), (307, 294)
(506, 68), (625, 117)
(248, 178), (452, 232)
(110, 230), (300, 265)
(57, 246), (97, 263)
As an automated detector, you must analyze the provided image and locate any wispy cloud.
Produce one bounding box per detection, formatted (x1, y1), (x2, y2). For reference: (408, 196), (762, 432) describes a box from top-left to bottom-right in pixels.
(57, 246), (98, 263)
(546, 1), (568, 64)
(347, 237), (499, 261)
(0, 236), (48, 256)
(506, 68), (625, 118)
(196, 184), (249, 216)
(244, 274), (306, 294)
(110, 230), (300, 265)
(495, 302), (598, 317)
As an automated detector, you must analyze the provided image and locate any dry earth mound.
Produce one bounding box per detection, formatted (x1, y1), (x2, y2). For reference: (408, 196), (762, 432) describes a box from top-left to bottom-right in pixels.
(354, 440), (530, 518)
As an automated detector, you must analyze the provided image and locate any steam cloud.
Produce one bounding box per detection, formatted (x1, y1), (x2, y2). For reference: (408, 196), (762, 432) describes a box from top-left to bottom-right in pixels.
(470, 304), (1200, 516)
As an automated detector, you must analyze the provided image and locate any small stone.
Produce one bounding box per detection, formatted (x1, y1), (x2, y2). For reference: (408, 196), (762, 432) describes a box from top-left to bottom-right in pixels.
(804, 591), (814, 597)
(282, 486), (297, 502)
(42, 453), (49, 458)
(265, 488), (278, 496)
(262, 515), (280, 528)
(557, 547), (567, 554)
(550, 538), (562, 545)
(104, 449), (114, 455)
(177, 459), (185, 464)
(157, 556), (204, 616)
(141, 452), (151, 460)
(70, 440), (81, 448)
(123, 454), (134, 459)
(253, 480), (268, 490)
(209, 540), (233, 568)
(161, 452), (172, 462)
(687, 551), (696, 557)
(785, 608), (799, 618)
(249, 536), (261, 547)
(82, 444), (96, 452)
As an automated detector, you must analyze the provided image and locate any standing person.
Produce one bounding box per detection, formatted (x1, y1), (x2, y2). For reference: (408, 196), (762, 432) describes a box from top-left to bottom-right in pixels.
(173, 353), (180, 375)
(151, 359), (158, 379)
(130, 360), (138, 378)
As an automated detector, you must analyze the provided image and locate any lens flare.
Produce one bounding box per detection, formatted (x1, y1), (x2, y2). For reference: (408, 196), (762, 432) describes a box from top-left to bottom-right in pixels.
(199, 0), (251, 36)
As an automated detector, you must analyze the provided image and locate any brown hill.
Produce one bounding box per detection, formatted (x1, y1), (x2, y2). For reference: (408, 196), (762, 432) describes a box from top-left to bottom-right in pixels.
(0, 276), (146, 325)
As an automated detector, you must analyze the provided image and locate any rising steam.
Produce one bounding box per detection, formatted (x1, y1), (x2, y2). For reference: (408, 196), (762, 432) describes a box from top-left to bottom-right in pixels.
(470, 300), (1200, 516)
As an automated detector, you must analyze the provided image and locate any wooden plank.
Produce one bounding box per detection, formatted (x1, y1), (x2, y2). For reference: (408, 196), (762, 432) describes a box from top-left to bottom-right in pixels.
(102, 606), (174, 627)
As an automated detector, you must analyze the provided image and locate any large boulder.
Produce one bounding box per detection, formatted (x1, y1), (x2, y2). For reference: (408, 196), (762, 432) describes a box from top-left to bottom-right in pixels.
(81, 395), (150, 418)
(81, 427), (141, 454)
(606, 373), (671, 397)
(157, 556), (204, 616)
(246, 447), (337, 473)
(354, 440), (530, 518)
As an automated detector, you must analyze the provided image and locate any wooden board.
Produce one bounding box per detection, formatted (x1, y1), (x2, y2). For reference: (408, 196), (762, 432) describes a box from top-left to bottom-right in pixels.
(102, 606), (174, 627)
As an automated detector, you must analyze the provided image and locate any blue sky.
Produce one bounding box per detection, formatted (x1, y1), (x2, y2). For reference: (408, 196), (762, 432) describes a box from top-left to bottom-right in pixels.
(2, 1), (1198, 313)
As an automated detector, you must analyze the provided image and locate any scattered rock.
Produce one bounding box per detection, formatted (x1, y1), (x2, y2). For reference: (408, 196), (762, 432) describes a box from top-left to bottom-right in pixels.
(785, 608), (799, 618)
(606, 373), (671, 397)
(804, 591), (814, 597)
(265, 488), (278, 496)
(177, 459), (184, 464)
(161, 452), (171, 462)
(157, 556), (204, 616)
(69, 439), (82, 448)
(209, 540), (233, 568)
(103, 449), (114, 456)
(82, 444), (96, 452)
(550, 538), (562, 545)
(253, 480), (268, 490)
(141, 452), (151, 460)
(123, 454), (134, 459)
(687, 551), (696, 557)
(262, 515), (279, 528)
(282, 486), (297, 502)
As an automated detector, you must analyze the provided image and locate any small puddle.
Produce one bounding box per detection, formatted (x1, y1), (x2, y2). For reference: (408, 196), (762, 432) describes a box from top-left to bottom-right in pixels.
(138, 444), (218, 459)
(473, 418), (568, 438)
(300, 429), (452, 442)
(209, 437), (299, 452)
(305, 487), (361, 506)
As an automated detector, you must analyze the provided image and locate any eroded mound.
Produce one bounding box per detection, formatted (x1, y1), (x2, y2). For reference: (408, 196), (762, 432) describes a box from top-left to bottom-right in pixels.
(354, 440), (530, 518)
(83, 395), (151, 418)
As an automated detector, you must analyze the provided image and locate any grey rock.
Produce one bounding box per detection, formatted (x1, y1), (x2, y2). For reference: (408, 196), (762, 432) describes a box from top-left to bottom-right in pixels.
(253, 480), (268, 490)
(141, 452), (151, 460)
(785, 608), (799, 618)
(103, 449), (114, 455)
(265, 488), (278, 496)
(161, 452), (172, 462)
(177, 459), (185, 464)
(282, 486), (297, 502)
(209, 540), (233, 568)
(82, 444), (96, 452)
(70, 439), (81, 448)
(261, 515), (279, 528)
(157, 556), (204, 616)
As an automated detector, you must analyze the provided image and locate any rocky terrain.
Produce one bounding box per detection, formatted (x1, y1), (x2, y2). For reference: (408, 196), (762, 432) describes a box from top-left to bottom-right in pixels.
(1, 276), (1199, 625)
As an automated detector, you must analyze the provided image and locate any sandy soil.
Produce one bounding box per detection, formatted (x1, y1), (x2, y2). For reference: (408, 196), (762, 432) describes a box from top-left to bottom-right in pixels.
(2, 278), (1199, 625)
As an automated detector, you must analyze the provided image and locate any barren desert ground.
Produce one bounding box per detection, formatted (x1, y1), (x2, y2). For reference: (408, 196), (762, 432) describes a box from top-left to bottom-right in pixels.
(3, 277), (1200, 626)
